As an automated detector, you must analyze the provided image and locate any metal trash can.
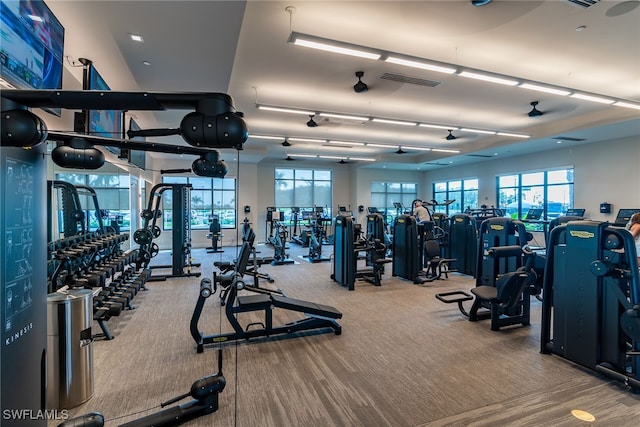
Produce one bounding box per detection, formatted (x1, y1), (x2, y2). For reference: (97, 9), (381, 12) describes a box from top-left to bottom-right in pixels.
(47, 289), (94, 409)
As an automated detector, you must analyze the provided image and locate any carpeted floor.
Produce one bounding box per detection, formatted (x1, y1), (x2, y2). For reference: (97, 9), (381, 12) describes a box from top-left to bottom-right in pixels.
(54, 241), (640, 426)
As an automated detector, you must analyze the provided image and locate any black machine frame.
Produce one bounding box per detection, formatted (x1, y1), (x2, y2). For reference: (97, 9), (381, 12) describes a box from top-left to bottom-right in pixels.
(190, 228), (342, 352)
(541, 220), (640, 389)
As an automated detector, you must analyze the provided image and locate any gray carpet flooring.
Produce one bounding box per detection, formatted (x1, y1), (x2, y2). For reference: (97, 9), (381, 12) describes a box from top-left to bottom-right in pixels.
(55, 242), (640, 426)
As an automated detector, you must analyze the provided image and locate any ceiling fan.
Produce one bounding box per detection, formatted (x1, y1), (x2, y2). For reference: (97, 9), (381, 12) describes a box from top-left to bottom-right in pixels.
(528, 101), (543, 117)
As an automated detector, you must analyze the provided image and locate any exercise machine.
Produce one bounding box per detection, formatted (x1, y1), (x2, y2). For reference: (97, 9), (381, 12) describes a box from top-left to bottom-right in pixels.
(332, 213), (391, 290)
(476, 217), (529, 287)
(190, 228), (342, 352)
(57, 349), (226, 427)
(540, 220), (640, 389)
(2, 88), (246, 426)
(136, 183), (201, 281)
(448, 213), (477, 276)
(269, 220), (295, 265)
(206, 215), (223, 253)
(303, 212), (330, 263)
(392, 215), (456, 284)
(436, 246), (537, 331)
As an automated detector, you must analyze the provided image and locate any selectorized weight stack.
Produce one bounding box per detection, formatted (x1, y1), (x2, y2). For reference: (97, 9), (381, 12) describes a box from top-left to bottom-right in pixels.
(392, 215), (419, 282)
(541, 220), (640, 389)
(476, 217), (528, 287)
(448, 213), (477, 276)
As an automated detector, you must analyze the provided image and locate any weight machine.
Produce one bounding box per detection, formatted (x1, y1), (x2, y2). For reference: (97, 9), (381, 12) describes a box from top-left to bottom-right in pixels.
(436, 246), (538, 331)
(2, 88), (246, 427)
(134, 183), (201, 281)
(392, 215), (457, 284)
(541, 220), (640, 389)
(190, 228), (342, 352)
(332, 213), (391, 290)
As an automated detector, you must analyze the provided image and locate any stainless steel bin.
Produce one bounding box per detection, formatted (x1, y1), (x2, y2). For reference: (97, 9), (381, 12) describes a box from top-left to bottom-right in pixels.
(47, 289), (94, 409)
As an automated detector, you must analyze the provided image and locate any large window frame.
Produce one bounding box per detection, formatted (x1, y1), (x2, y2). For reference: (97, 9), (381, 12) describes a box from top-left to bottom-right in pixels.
(162, 176), (237, 230)
(370, 181), (417, 222)
(497, 168), (575, 227)
(274, 168), (333, 221)
(432, 179), (478, 215)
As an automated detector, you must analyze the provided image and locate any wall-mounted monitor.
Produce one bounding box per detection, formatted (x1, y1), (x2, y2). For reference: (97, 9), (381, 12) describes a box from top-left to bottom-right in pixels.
(614, 209), (640, 227)
(0, 0), (65, 113)
(87, 64), (123, 139)
(127, 118), (146, 170)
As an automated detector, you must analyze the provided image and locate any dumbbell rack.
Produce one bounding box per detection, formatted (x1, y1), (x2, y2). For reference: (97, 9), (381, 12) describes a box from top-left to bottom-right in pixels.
(48, 231), (151, 340)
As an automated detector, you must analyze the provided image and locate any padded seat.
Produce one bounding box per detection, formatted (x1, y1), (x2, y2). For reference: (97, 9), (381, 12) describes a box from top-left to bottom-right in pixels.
(237, 294), (272, 310)
(271, 295), (342, 319)
(469, 270), (531, 331)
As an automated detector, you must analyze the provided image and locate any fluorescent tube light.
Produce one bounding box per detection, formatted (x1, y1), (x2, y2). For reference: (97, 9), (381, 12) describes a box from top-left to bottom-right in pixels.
(289, 154), (318, 158)
(431, 148), (461, 153)
(319, 112), (369, 121)
(328, 140), (365, 146)
(319, 155), (344, 160)
(258, 105), (316, 115)
(385, 56), (456, 74)
(613, 101), (640, 110)
(458, 71), (518, 86)
(366, 143), (397, 148)
(570, 93), (614, 104)
(518, 83), (570, 96)
(497, 132), (530, 138)
(250, 135), (283, 140)
(349, 157), (376, 162)
(403, 146), (432, 151)
(289, 33), (381, 60)
(419, 124), (458, 130)
(288, 137), (327, 143)
(459, 128), (496, 135)
(372, 118), (417, 126)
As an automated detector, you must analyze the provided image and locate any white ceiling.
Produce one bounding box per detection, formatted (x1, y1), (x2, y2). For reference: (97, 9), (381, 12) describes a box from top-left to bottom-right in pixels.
(47, 0), (640, 170)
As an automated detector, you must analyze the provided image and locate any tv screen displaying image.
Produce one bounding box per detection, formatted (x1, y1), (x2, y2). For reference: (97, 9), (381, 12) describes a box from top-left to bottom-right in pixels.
(88, 65), (122, 139)
(0, 0), (64, 91)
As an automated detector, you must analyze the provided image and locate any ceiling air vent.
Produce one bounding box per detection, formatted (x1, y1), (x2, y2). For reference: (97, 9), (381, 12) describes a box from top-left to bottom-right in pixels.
(467, 154), (494, 158)
(552, 136), (586, 142)
(565, 0), (600, 8)
(379, 73), (442, 88)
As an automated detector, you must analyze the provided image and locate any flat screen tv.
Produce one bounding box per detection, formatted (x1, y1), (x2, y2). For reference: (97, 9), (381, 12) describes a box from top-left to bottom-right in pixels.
(87, 64), (123, 139)
(127, 118), (146, 170)
(0, 0), (64, 113)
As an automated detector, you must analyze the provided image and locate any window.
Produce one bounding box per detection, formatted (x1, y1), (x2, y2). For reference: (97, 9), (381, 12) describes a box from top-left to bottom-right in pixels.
(162, 177), (237, 230)
(497, 168), (574, 229)
(55, 173), (131, 232)
(432, 179), (478, 215)
(371, 181), (417, 221)
(275, 168), (332, 220)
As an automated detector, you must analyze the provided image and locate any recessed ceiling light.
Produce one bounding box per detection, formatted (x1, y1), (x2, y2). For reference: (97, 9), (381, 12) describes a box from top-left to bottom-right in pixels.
(129, 34), (144, 43)
(575, 25), (587, 32)
(142, 60), (151, 66)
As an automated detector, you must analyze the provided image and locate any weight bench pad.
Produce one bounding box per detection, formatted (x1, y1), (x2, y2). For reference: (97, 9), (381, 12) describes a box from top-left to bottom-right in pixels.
(271, 295), (342, 319)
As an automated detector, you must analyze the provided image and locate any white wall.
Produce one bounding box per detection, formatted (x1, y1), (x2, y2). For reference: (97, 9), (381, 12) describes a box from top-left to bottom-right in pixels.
(423, 135), (640, 222)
